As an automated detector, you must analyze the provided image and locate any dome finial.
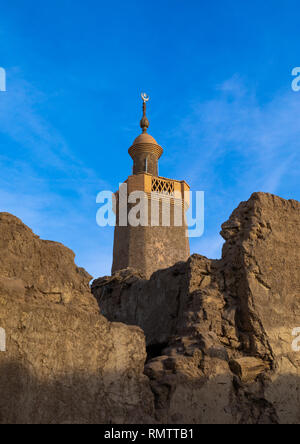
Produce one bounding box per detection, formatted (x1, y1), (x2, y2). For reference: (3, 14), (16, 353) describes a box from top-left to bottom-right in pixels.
(140, 93), (150, 133)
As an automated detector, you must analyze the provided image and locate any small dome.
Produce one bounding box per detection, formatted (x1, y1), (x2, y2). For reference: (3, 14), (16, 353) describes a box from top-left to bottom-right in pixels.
(128, 95), (163, 162)
(132, 132), (159, 146)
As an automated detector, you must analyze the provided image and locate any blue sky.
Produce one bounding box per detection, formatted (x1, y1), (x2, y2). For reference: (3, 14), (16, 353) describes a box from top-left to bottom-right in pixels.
(0, 0), (299, 278)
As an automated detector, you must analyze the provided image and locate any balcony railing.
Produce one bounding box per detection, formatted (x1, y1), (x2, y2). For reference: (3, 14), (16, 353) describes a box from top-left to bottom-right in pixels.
(152, 177), (175, 196)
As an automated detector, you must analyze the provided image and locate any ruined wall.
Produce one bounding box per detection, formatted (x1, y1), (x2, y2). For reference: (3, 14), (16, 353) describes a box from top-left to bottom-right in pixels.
(0, 213), (154, 424)
(93, 192), (300, 424)
(1, 191), (299, 424)
(221, 192), (300, 423)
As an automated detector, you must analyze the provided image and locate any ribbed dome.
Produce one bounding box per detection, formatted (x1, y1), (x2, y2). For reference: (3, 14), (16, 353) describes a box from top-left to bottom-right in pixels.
(129, 131), (163, 160)
(132, 132), (159, 146)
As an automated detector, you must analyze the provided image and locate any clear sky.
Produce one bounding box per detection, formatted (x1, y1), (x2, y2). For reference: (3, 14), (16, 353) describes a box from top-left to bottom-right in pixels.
(0, 0), (299, 278)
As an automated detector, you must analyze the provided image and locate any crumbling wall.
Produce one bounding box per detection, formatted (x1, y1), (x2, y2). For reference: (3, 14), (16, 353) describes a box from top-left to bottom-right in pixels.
(93, 193), (300, 424)
(1, 191), (299, 424)
(0, 213), (154, 424)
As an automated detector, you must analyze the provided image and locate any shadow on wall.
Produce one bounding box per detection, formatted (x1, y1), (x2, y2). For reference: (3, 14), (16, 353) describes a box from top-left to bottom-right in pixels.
(0, 361), (152, 425)
(1, 360), (300, 424)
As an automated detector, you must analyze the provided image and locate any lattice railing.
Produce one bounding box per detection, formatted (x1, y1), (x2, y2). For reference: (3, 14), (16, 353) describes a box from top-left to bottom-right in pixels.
(152, 178), (175, 196)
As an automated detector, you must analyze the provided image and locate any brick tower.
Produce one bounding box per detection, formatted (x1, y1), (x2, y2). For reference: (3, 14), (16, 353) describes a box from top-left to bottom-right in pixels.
(112, 94), (190, 278)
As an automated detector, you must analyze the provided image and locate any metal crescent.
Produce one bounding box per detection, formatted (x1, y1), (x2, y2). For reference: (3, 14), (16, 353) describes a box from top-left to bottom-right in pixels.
(141, 93), (149, 102)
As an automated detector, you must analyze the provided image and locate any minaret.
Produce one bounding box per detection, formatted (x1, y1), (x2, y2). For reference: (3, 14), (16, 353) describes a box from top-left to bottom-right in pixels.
(112, 94), (190, 278)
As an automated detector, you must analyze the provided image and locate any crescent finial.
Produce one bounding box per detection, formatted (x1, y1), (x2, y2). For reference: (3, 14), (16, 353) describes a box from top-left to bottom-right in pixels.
(140, 93), (150, 133)
(141, 92), (149, 103)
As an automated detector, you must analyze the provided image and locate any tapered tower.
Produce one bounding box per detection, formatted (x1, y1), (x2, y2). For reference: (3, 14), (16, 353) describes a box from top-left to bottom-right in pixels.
(112, 94), (190, 278)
